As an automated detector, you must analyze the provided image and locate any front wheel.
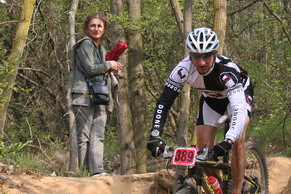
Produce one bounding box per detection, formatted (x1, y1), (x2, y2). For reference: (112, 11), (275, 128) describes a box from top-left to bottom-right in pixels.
(243, 141), (269, 194)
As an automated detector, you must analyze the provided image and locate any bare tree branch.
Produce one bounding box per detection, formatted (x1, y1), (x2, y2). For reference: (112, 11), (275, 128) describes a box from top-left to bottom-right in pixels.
(19, 67), (51, 77)
(169, 0), (184, 36)
(263, 2), (291, 45)
(228, 0), (262, 17)
(0, 20), (18, 25)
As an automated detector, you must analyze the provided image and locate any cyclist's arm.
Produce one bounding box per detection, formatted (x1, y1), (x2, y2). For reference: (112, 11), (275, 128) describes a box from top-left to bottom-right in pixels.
(225, 83), (247, 143)
(150, 82), (181, 137)
(150, 60), (190, 138)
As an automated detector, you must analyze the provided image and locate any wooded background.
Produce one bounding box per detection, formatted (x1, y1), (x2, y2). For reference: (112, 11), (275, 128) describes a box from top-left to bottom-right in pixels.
(0, 0), (290, 176)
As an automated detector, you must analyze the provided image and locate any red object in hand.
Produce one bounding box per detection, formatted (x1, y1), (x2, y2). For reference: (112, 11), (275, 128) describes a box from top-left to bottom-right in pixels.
(208, 176), (223, 194)
(106, 41), (128, 61)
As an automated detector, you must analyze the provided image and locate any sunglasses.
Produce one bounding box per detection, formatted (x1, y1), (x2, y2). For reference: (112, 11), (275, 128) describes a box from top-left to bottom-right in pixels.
(189, 52), (214, 60)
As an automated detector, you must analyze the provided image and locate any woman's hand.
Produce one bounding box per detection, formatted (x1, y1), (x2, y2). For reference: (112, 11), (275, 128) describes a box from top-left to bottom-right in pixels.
(110, 60), (123, 72)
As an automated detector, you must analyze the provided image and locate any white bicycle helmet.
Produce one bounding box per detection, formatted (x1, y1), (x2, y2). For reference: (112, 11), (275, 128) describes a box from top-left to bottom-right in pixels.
(185, 27), (219, 53)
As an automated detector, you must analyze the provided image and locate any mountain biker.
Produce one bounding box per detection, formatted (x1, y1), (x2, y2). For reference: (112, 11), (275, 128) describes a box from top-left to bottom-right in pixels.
(147, 27), (253, 194)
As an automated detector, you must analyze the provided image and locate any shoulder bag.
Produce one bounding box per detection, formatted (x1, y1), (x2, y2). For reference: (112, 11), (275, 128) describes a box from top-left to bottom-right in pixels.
(87, 76), (109, 105)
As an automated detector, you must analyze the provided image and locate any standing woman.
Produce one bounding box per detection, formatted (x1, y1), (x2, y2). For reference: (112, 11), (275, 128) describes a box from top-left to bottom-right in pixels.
(71, 13), (123, 177)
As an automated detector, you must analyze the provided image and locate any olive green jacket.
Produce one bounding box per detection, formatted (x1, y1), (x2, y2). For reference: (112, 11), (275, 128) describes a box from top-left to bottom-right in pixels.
(71, 37), (114, 111)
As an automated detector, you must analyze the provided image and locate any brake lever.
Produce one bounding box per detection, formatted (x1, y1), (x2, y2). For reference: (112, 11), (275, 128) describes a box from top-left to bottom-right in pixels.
(196, 147), (209, 161)
(196, 147), (218, 161)
(162, 145), (174, 158)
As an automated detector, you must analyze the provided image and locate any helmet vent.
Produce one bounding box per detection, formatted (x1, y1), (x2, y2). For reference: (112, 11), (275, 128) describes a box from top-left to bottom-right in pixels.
(199, 34), (204, 42)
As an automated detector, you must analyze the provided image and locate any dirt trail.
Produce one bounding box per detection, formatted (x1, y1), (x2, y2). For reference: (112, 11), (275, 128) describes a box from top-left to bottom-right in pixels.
(1, 157), (291, 194)
(268, 157), (291, 194)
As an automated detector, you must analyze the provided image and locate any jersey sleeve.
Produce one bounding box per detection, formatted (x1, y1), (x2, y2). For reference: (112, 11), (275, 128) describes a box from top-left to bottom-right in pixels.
(150, 86), (179, 136)
(219, 70), (247, 142)
(150, 64), (188, 137)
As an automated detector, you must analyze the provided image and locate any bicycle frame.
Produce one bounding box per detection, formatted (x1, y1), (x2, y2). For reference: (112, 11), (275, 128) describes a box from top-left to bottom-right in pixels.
(177, 147), (231, 193)
(171, 146), (262, 194)
(167, 118), (263, 194)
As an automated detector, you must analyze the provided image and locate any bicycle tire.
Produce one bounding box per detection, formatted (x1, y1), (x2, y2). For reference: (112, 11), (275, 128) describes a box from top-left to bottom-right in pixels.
(243, 141), (269, 194)
(225, 178), (233, 194)
(175, 187), (198, 194)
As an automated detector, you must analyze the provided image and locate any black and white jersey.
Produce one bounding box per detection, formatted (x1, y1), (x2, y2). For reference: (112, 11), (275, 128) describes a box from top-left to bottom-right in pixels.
(151, 55), (253, 142)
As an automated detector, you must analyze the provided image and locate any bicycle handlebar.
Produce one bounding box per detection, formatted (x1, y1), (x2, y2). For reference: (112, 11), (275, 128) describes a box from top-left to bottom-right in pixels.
(162, 146), (216, 161)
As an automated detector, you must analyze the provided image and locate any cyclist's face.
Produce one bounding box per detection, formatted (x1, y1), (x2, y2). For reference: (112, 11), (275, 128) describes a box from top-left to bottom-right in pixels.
(86, 18), (105, 44)
(190, 51), (217, 74)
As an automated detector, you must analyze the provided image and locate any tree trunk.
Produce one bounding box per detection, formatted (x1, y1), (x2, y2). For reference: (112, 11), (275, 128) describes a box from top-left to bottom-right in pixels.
(169, 0), (192, 148)
(0, 0), (36, 135)
(175, 0), (193, 181)
(178, 0), (192, 148)
(110, 0), (136, 175)
(169, 0), (184, 36)
(128, 0), (147, 173)
(67, 0), (79, 173)
(213, 0), (227, 54)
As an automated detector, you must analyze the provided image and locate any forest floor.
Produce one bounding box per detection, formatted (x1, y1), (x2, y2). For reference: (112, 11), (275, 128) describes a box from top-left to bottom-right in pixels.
(1, 156), (291, 194)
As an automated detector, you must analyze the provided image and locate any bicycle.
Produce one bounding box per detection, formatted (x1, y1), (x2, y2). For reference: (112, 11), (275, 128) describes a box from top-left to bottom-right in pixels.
(161, 115), (269, 194)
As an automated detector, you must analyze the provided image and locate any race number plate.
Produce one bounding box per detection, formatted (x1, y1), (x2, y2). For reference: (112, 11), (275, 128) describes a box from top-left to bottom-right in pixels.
(172, 147), (198, 166)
